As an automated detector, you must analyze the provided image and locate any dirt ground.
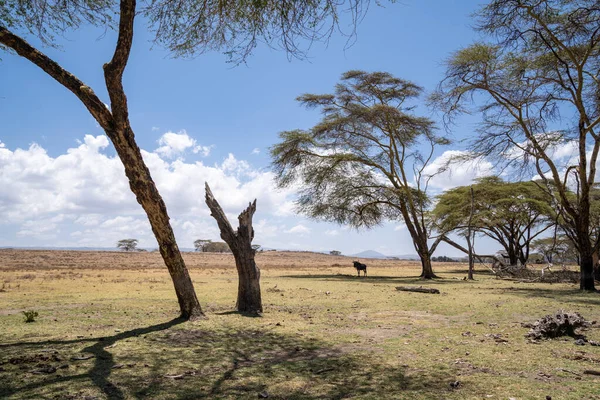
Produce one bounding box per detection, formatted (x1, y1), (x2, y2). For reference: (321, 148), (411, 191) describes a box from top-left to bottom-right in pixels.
(1, 249), (599, 399)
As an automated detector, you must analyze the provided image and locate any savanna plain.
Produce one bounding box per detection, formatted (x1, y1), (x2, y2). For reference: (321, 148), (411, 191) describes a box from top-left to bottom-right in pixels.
(0, 249), (599, 399)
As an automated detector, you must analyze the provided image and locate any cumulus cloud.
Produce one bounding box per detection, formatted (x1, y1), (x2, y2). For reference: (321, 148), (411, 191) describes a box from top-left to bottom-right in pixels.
(252, 148), (260, 155)
(0, 134), (298, 248)
(155, 130), (212, 159)
(286, 224), (311, 235)
(423, 150), (494, 191)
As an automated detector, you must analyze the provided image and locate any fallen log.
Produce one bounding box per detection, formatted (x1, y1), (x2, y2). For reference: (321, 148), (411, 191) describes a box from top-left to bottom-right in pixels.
(395, 286), (440, 294)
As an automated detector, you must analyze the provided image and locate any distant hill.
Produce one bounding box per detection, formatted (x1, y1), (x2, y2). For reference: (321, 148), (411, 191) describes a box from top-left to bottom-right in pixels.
(351, 250), (388, 259)
(351, 250), (420, 260)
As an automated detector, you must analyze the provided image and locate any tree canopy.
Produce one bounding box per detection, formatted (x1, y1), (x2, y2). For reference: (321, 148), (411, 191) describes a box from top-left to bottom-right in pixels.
(117, 238), (138, 251)
(271, 70), (448, 278)
(433, 0), (600, 290)
(434, 177), (554, 265)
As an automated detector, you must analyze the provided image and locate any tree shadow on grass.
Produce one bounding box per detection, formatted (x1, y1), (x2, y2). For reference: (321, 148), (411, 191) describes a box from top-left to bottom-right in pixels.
(0, 318), (185, 400)
(281, 274), (460, 285)
(0, 319), (456, 399)
(493, 286), (600, 307)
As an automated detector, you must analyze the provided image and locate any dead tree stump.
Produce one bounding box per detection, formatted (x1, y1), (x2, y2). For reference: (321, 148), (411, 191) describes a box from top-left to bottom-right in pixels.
(205, 183), (262, 315)
(523, 311), (591, 340)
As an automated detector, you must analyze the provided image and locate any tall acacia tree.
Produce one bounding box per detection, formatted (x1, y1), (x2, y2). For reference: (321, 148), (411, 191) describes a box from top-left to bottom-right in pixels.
(434, 177), (554, 266)
(272, 71), (448, 279)
(433, 0), (600, 290)
(0, 0), (378, 318)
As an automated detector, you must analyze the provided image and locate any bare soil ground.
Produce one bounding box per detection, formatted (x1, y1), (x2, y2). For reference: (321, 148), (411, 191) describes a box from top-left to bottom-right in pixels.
(0, 249), (599, 399)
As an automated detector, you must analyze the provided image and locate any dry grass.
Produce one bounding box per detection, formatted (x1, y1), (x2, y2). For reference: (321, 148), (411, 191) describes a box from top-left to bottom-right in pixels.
(0, 249), (599, 399)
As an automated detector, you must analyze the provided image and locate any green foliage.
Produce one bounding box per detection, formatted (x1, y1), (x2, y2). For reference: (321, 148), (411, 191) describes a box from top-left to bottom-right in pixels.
(272, 70), (447, 277)
(433, 177), (554, 264)
(272, 70), (440, 229)
(3, 0), (383, 62)
(22, 310), (38, 323)
(0, 0), (115, 45)
(431, 255), (457, 262)
(193, 239), (212, 252)
(203, 241), (231, 253)
(116, 238), (138, 252)
(145, 0), (378, 63)
(433, 0), (600, 286)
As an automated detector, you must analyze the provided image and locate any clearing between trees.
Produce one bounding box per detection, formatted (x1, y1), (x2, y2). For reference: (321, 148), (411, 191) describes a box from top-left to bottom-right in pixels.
(0, 250), (599, 399)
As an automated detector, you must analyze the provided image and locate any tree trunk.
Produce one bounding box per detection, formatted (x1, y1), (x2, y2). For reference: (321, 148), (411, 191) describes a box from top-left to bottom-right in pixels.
(0, 2), (204, 320)
(113, 127), (203, 319)
(205, 183), (263, 314)
(507, 248), (519, 267)
(419, 251), (437, 279)
(592, 251), (600, 282)
(579, 245), (596, 290)
(467, 186), (475, 280)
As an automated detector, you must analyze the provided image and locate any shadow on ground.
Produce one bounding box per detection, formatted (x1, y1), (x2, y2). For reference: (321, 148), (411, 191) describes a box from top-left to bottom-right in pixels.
(0, 319), (454, 399)
(494, 286), (600, 307)
(281, 273), (464, 285)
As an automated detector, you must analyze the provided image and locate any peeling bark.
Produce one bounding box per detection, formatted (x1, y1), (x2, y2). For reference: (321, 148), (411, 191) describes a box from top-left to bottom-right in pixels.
(205, 183), (263, 314)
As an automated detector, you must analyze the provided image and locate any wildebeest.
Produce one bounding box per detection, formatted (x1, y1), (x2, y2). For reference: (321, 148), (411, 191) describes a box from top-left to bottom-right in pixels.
(353, 261), (367, 277)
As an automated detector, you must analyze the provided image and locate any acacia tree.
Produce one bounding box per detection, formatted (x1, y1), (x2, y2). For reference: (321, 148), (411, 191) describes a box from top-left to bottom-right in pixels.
(1, 0), (378, 318)
(272, 71), (448, 279)
(434, 177), (554, 266)
(433, 0), (600, 290)
(193, 239), (212, 252)
(117, 238), (138, 252)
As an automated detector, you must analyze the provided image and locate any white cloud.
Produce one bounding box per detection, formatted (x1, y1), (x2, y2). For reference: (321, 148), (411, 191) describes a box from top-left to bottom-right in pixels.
(155, 130), (212, 159)
(424, 150), (494, 191)
(286, 224), (311, 235)
(252, 148), (260, 155)
(151, 127), (160, 132)
(0, 134), (298, 248)
(324, 229), (339, 236)
(393, 223), (406, 231)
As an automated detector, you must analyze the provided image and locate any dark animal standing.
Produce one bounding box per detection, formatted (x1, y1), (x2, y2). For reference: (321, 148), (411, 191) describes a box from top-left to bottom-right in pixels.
(353, 261), (367, 277)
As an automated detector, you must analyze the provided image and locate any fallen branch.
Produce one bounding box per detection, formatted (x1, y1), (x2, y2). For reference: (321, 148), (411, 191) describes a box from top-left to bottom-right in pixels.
(395, 286), (440, 294)
(584, 370), (600, 376)
(557, 368), (582, 377)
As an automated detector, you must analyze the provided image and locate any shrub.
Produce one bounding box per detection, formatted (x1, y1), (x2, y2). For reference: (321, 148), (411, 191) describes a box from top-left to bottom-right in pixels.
(22, 310), (39, 323)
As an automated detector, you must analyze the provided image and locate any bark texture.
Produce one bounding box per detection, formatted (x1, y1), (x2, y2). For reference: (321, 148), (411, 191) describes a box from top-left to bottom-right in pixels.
(0, 0), (203, 319)
(205, 183), (263, 314)
(417, 247), (437, 279)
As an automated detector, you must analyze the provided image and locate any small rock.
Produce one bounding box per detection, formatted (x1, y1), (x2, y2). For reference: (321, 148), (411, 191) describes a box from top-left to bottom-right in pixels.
(258, 391), (269, 398)
(449, 381), (461, 389)
(575, 339), (587, 346)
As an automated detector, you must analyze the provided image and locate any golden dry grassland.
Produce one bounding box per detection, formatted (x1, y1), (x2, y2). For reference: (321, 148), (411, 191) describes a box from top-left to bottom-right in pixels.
(0, 249), (599, 399)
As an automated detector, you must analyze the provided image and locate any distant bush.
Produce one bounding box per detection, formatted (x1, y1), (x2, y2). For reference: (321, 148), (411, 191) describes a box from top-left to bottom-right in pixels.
(22, 310), (38, 323)
(330, 250), (342, 256)
(432, 256), (458, 262)
(204, 241), (232, 253)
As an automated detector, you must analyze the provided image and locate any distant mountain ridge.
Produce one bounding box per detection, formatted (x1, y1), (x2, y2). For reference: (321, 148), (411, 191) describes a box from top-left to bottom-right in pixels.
(350, 250), (419, 260)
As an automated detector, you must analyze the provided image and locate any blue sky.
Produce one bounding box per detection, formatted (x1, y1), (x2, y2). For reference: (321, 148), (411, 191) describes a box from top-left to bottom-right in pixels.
(0, 0), (503, 256)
